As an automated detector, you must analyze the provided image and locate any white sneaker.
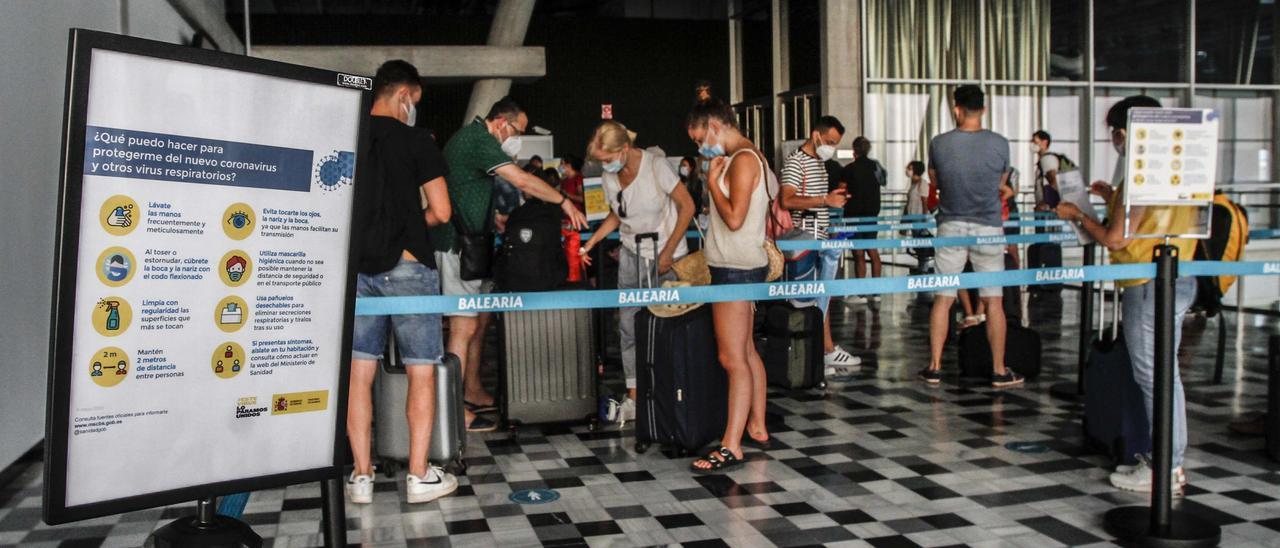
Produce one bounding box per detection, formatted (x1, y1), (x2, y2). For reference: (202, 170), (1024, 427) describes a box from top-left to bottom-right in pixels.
(844, 296), (868, 306)
(406, 466), (458, 504)
(824, 346), (861, 378)
(618, 397), (636, 427)
(1109, 456), (1185, 495)
(346, 470), (374, 504)
(1116, 456), (1187, 487)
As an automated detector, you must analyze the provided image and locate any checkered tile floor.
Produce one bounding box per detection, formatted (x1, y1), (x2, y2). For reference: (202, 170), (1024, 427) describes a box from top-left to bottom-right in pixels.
(2, 289), (1278, 547)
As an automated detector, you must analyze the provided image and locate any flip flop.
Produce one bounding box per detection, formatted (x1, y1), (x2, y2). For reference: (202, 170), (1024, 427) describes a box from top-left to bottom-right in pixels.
(464, 400), (498, 414)
(689, 446), (744, 474)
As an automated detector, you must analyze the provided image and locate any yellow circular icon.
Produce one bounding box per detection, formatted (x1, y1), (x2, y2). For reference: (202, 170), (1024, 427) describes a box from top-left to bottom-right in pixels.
(91, 297), (132, 337)
(1134, 174), (1146, 185)
(1173, 145), (1183, 156)
(212, 342), (246, 379)
(99, 195), (139, 236)
(1136, 129), (1147, 140)
(1171, 159), (1182, 171)
(1134, 159), (1145, 170)
(1171, 174), (1182, 186)
(219, 250), (253, 287)
(214, 295), (249, 333)
(1173, 129), (1184, 141)
(90, 346), (129, 387)
(222, 203), (256, 240)
(96, 247), (136, 287)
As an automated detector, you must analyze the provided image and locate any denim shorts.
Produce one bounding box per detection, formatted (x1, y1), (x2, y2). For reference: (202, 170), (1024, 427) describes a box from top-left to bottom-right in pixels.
(709, 265), (770, 285)
(352, 259), (444, 365)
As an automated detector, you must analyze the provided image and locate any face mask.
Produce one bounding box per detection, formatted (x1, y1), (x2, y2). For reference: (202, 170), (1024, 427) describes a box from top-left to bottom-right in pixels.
(501, 135), (522, 158)
(602, 152), (625, 174)
(1030, 142), (1041, 153)
(698, 130), (725, 158)
(401, 98), (417, 127)
(679, 166), (691, 177)
(1113, 141), (1125, 155)
(816, 144), (836, 161)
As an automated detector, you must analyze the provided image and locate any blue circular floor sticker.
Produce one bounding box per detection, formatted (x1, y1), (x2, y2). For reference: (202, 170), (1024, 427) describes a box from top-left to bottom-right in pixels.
(510, 489), (560, 505)
(1005, 441), (1050, 454)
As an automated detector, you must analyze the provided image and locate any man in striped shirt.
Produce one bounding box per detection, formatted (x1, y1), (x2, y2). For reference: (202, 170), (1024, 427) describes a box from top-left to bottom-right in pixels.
(780, 115), (860, 377)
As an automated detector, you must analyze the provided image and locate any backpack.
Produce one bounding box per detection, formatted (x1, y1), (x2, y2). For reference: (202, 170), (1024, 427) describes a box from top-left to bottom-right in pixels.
(494, 200), (566, 292)
(1192, 193), (1248, 316)
(356, 134), (408, 275)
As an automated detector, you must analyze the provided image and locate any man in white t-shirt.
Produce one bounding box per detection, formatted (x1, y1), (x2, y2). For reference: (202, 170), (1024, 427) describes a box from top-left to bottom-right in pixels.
(779, 115), (860, 378)
(1032, 130), (1061, 210)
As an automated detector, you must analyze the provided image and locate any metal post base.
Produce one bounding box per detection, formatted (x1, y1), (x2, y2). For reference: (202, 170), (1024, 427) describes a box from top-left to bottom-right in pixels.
(145, 515), (263, 548)
(1104, 506), (1220, 548)
(1048, 381), (1080, 401)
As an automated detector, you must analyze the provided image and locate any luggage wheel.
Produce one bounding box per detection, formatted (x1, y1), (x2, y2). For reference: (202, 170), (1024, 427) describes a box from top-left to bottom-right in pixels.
(379, 460), (399, 478)
(444, 458), (467, 477)
(817, 381), (828, 390)
(634, 441), (649, 454)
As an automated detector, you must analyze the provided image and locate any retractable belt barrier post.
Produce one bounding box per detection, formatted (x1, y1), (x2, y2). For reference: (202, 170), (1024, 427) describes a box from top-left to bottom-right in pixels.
(1269, 335), (1280, 462)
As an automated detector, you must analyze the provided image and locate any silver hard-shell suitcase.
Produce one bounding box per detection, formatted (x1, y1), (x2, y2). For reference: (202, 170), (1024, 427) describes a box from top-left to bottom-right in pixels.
(501, 308), (598, 425)
(374, 340), (466, 476)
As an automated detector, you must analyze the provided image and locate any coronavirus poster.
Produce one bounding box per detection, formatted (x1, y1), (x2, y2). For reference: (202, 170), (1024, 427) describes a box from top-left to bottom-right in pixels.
(46, 31), (369, 522)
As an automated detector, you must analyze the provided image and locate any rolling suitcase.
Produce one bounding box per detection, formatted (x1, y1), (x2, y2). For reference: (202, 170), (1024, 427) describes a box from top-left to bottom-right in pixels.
(1083, 286), (1151, 466)
(375, 343), (466, 475)
(764, 302), (826, 389)
(501, 308), (598, 425)
(1028, 243), (1064, 293)
(957, 324), (1042, 380)
(635, 306), (727, 454)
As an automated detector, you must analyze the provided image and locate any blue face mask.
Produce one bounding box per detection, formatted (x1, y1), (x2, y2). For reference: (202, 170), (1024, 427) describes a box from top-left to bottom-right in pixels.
(602, 153), (624, 174)
(698, 131), (725, 158)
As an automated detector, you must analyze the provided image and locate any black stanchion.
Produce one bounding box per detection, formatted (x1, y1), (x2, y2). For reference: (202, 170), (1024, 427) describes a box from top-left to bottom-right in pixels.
(320, 475), (347, 547)
(144, 497), (262, 548)
(1104, 244), (1220, 547)
(1052, 243), (1096, 401)
(1267, 334), (1280, 462)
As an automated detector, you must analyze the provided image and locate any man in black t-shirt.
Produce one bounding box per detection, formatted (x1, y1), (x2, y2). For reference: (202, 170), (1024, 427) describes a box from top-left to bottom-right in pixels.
(347, 60), (458, 506)
(840, 137), (886, 284)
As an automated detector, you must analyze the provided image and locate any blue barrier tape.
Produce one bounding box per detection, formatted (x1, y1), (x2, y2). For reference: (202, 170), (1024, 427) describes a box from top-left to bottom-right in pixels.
(830, 219), (1067, 233)
(778, 231), (1080, 251)
(831, 210), (1059, 224)
(1250, 228), (1280, 240)
(216, 492), (250, 519)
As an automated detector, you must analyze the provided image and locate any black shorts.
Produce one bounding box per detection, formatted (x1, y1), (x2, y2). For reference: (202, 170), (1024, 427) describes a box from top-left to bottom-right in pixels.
(853, 231), (878, 240)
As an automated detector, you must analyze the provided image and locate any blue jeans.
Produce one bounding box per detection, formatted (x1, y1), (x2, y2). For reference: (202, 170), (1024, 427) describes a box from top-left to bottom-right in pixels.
(1121, 277), (1196, 468)
(352, 259), (444, 365)
(816, 248), (842, 313)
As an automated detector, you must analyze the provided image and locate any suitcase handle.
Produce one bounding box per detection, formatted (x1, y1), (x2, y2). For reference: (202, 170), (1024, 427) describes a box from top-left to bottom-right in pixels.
(381, 333), (406, 375)
(633, 232), (660, 289)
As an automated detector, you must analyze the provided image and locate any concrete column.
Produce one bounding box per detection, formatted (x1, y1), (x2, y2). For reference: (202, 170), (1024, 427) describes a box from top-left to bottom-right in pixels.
(464, 0), (536, 124)
(771, 0), (789, 160)
(165, 0), (243, 53)
(819, 0), (861, 137)
(728, 0), (745, 104)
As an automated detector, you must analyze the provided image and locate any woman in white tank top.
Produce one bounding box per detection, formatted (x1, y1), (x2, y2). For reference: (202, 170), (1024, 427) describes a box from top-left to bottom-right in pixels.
(685, 100), (772, 474)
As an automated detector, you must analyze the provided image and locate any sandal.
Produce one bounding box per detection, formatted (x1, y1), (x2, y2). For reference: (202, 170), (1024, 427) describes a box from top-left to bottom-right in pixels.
(742, 435), (773, 451)
(464, 400), (497, 414)
(689, 446), (744, 474)
(466, 415), (498, 432)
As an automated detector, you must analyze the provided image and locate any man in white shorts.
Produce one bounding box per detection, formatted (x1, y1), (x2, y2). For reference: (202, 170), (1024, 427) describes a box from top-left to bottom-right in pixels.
(918, 85), (1024, 388)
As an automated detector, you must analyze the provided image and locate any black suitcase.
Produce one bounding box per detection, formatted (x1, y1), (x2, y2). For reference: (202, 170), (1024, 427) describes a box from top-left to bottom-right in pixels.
(635, 307), (727, 454)
(1028, 243), (1064, 292)
(1083, 330), (1151, 466)
(764, 302), (826, 389)
(963, 254), (1022, 321)
(957, 324), (1042, 380)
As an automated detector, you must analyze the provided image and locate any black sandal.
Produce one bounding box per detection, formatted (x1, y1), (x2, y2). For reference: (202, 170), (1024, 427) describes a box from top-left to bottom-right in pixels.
(689, 446), (744, 474)
(464, 400), (497, 414)
(742, 435), (773, 451)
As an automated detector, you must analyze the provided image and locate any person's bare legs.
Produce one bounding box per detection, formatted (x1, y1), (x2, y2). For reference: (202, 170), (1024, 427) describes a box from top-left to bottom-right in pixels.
(405, 365), (437, 478)
(958, 290), (976, 318)
(982, 296), (1008, 375)
(854, 251), (868, 279)
(745, 320), (769, 443)
(464, 312), (494, 407)
(447, 315), (479, 425)
(1005, 245), (1020, 268)
(928, 296), (954, 370)
(692, 300), (752, 469)
(823, 308), (835, 353)
(347, 359), (378, 476)
(869, 250), (882, 278)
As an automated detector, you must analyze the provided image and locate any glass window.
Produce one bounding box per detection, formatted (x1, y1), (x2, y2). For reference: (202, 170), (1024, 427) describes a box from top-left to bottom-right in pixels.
(1095, 0), (1189, 82)
(984, 0), (1054, 82)
(988, 86), (1084, 207)
(864, 83), (957, 190)
(1193, 91), (1273, 183)
(1048, 0), (1086, 81)
(1092, 88), (1184, 183)
(1195, 0), (1276, 85)
(866, 0), (980, 80)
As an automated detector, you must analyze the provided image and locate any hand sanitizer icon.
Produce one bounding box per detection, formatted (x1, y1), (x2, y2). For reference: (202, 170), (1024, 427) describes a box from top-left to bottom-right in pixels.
(100, 300), (121, 331)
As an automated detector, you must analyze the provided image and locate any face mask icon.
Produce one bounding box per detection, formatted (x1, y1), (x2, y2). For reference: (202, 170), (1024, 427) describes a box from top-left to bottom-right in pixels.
(226, 255), (247, 283)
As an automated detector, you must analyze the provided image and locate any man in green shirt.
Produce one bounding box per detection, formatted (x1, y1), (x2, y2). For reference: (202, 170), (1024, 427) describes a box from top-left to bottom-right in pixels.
(433, 97), (586, 431)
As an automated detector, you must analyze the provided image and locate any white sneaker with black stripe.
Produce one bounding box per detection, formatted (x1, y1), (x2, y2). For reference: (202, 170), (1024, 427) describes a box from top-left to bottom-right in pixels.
(346, 469), (374, 504)
(406, 465), (458, 504)
(824, 346), (861, 378)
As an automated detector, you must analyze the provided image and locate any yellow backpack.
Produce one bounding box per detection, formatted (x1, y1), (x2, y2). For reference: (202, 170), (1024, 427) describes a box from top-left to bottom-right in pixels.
(1193, 193), (1248, 315)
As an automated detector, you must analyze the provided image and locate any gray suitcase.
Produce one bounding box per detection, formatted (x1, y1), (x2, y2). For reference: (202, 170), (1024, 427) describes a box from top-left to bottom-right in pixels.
(501, 309), (598, 425)
(375, 340), (466, 476)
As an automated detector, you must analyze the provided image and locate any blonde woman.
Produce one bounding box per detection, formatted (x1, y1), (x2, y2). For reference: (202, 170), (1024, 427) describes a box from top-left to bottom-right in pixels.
(685, 99), (773, 473)
(579, 121), (695, 422)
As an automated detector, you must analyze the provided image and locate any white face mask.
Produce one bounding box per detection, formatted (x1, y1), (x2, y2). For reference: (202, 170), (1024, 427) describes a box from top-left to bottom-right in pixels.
(1030, 142), (1041, 153)
(816, 144), (836, 161)
(501, 135), (522, 158)
(1113, 140), (1125, 155)
(402, 99), (417, 127)
(679, 166), (691, 177)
